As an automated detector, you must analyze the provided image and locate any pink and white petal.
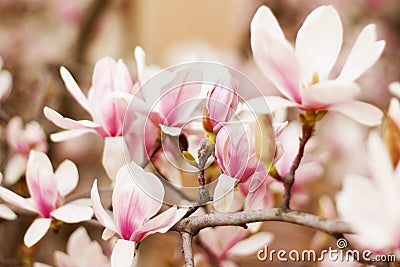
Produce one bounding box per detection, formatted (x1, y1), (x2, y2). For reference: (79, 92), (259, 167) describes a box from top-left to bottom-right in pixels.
(55, 160), (79, 196)
(245, 96), (297, 114)
(91, 57), (117, 99)
(0, 186), (37, 213)
(296, 5), (343, 81)
(33, 263), (54, 267)
(44, 106), (100, 130)
(115, 59), (134, 94)
(338, 24), (385, 82)
(301, 80), (359, 108)
(54, 251), (71, 267)
(50, 204), (93, 223)
(329, 101), (383, 126)
(251, 18), (301, 102)
(90, 180), (117, 232)
(3, 154), (27, 185)
(135, 206), (187, 241)
(50, 128), (97, 142)
(0, 204), (17, 220)
(213, 174), (237, 212)
(275, 122), (301, 176)
(251, 6), (285, 40)
(102, 137), (128, 181)
(228, 232), (273, 257)
(60, 67), (92, 115)
(295, 161), (323, 183)
(24, 218), (52, 247)
(66, 226), (91, 255)
(110, 239), (136, 267)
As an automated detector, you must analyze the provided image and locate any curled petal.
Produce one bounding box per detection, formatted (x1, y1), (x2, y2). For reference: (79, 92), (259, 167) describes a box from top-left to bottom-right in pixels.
(24, 218), (52, 247)
(44, 107), (100, 130)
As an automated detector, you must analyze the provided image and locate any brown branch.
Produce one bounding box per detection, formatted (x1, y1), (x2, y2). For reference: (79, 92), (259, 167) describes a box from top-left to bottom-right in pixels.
(174, 208), (351, 236)
(181, 232), (194, 267)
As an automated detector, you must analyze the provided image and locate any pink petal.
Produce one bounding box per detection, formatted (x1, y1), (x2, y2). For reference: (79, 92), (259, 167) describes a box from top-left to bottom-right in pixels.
(228, 232), (273, 257)
(3, 154), (27, 185)
(213, 174), (237, 212)
(44, 106), (100, 130)
(26, 151), (58, 218)
(0, 204), (17, 220)
(102, 137), (129, 181)
(91, 57), (117, 100)
(110, 239), (136, 267)
(338, 24), (385, 82)
(251, 7), (301, 102)
(90, 180), (117, 232)
(301, 80), (360, 109)
(115, 59), (134, 94)
(329, 101), (383, 126)
(60, 67), (92, 115)
(295, 5), (343, 81)
(24, 218), (51, 247)
(55, 160), (79, 196)
(134, 206), (187, 242)
(50, 203), (93, 223)
(275, 122), (301, 176)
(0, 186), (37, 213)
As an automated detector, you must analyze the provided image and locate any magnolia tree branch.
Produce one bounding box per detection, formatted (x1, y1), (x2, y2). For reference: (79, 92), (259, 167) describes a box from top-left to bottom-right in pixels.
(181, 232), (194, 267)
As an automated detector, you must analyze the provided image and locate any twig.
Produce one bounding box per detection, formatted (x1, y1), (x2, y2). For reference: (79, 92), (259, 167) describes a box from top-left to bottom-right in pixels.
(181, 232), (194, 267)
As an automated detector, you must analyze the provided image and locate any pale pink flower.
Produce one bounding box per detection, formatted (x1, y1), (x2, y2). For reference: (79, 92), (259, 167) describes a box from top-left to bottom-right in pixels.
(4, 116), (48, 185)
(91, 162), (187, 266)
(0, 151), (93, 247)
(199, 226), (273, 266)
(0, 57), (11, 102)
(34, 226), (111, 267)
(204, 74), (239, 133)
(336, 132), (400, 252)
(249, 5), (385, 126)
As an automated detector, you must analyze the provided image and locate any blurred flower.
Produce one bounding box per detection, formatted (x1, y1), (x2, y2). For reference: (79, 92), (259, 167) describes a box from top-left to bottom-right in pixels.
(34, 226), (111, 267)
(198, 226), (273, 267)
(336, 132), (400, 252)
(4, 116), (48, 185)
(0, 151), (93, 247)
(0, 57), (12, 102)
(0, 173), (17, 221)
(385, 82), (400, 166)
(91, 162), (187, 267)
(250, 5), (384, 126)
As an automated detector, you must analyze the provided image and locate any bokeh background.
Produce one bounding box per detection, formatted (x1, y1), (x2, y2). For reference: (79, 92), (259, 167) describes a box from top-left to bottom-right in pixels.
(0, 0), (399, 266)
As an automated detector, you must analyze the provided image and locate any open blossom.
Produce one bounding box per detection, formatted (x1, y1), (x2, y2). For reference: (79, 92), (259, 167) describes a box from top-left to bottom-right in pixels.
(34, 226), (111, 267)
(250, 5), (385, 126)
(203, 72), (239, 134)
(4, 116), (48, 185)
(91, 162), (187, 267)
(198, 226), (273, 267)
(336, 132), (400, 252)
(0, 151), (93, 247)
(0, 56), (12, 102)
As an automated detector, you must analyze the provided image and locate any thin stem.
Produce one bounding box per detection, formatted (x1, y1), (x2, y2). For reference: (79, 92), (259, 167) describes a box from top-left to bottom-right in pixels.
(181, 232), (194, 267)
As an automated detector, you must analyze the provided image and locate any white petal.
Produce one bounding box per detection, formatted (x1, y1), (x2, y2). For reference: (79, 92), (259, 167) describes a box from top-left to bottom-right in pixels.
(389, 82), (400, 98)
(91, 180), (117, 232)
(338, 24), (385, 82)
(0, 186), (37, 213)
(0, 70), (12, 101)
(50, 204), (93, 223)
(160, 125), (181, 136)
(33, 263), (53, 267)
(330, 101), (383, 126)
(0, 204), (17, 220)
(60, 67), (92, 115)
(24, 218), (51, 247)
(213, 174), (237, 212)
(102, 137), (129, 181)
(228, 232), (273, 257)
(55, 160), (79, 196)
(44, 107), (100, 130)
(110, 239), (136, 267)
(3, 154), (27, 185)
(251, 6), (285, 40)
(296, 5), (343, 81)
(50, 128), (96, 142)
(245, 96), (297, 114)
(102, 228), (115, 240)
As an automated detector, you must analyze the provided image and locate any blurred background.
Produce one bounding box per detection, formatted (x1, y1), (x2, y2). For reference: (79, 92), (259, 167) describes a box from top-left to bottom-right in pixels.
(0, 0), (399, 266)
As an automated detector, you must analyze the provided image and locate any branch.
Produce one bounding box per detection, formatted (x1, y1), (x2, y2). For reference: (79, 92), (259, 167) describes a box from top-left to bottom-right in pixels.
(181, 232), (194, 267)
(174, 208), (351, 236)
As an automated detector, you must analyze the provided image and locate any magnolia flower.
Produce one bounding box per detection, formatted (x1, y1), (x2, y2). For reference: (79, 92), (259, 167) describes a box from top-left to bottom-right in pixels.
(203, 73), (239, 134)
(44, 57), (141, 180)
(4, 116), (48, 185)
(91, 162), (187, 267)
(0, 151), (93, 247)
(250, 5), (385, 126)
(336, 133), (400, 252)
(0, 173), (17, 221)
(198, 226), (273, 267)
(0, 57), (12, 102)
(34, 226), (111, 267)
